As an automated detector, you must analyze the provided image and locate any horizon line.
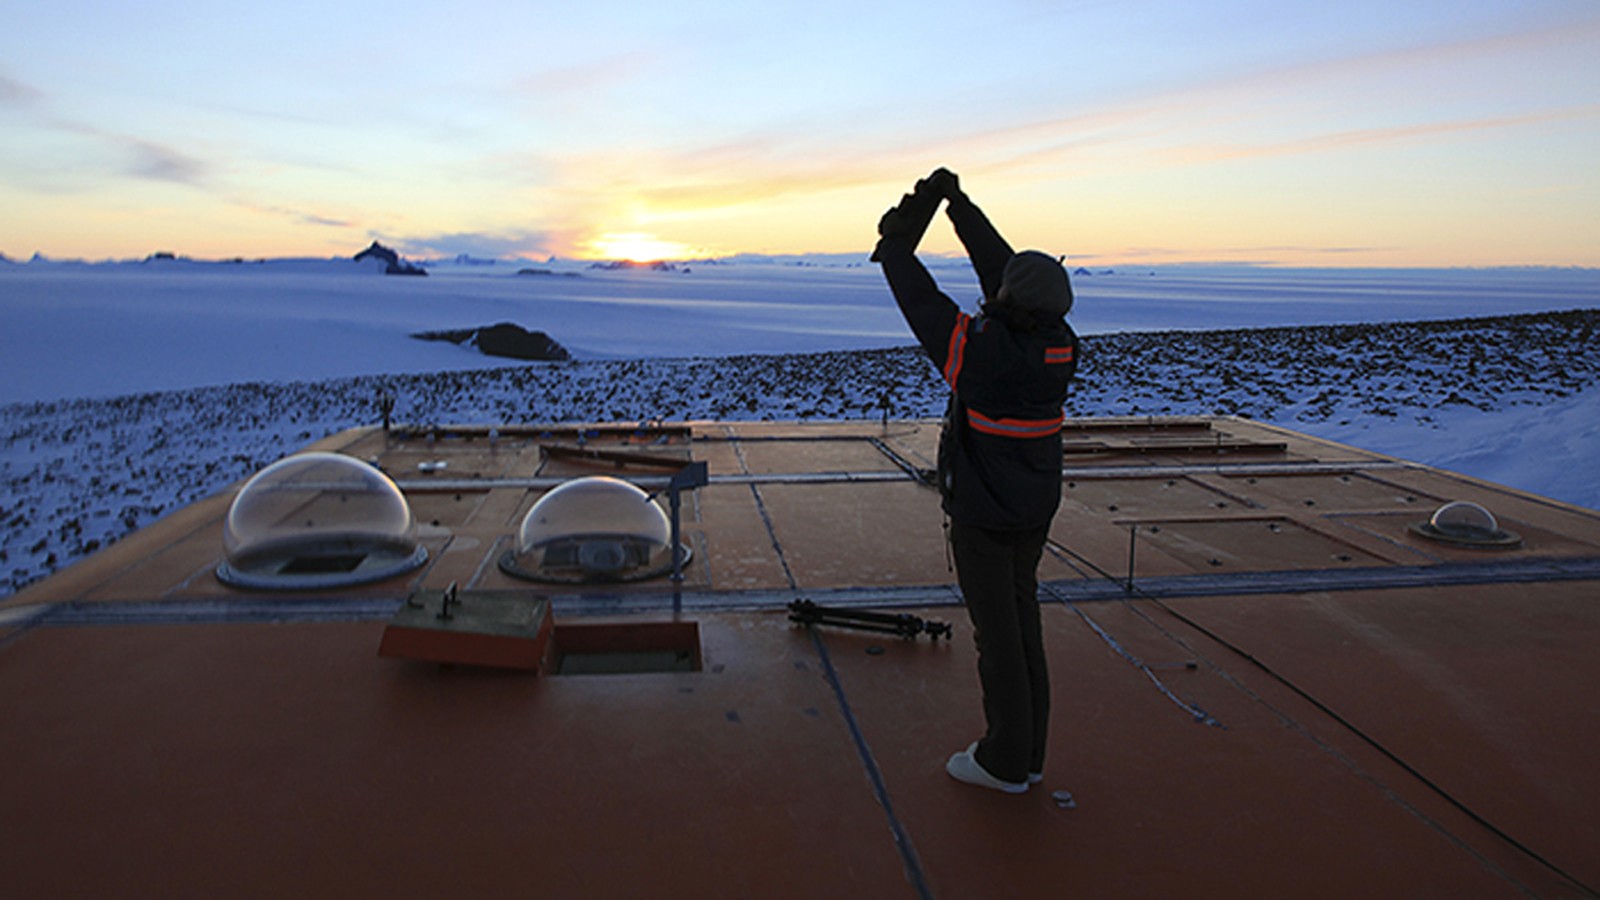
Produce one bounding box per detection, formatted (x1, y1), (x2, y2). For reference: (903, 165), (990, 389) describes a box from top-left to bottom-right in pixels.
(5, 248), (1597, 273)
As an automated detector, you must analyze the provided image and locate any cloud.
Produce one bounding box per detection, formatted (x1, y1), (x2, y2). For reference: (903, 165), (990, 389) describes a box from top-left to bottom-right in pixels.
(538, 127), (940, 220)
(299, 213), (353, 229)
(232, 199), (354, 230)
(1143, 14), (1600, 121)
(121, 136), (209, 185)
(61, 127), (212, 187)
(0, 71), (43, 107)
(513, 53), (665, 101)
(400, 229), (558, 260)
(1074, 244), (1395, 266)
(0, 68), (210, 186)
(1164, 105), (1600, 166)
(25, 113), (213, 188)
(881, 15), (1600, 182)
(1223, 245), (1390, 257)
(1336, 13), (1600, 80)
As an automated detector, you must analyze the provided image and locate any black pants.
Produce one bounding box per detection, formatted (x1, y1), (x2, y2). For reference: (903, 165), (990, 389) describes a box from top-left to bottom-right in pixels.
(949, 518), (1051, 784)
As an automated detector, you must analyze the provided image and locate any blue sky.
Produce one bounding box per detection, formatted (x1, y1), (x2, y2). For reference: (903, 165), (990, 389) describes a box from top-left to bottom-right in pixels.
(2, 0), (1597, 265)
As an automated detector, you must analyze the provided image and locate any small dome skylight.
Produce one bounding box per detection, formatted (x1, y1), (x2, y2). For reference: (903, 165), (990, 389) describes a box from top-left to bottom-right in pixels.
(217, 452), (428, 589)
(1410, 500), (1521, 548)
(499, 476), (685, 583)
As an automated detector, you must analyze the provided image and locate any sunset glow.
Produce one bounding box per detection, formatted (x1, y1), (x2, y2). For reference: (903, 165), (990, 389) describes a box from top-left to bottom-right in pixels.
(0, 1), (1595, 266)
(585, 232), (699, 264)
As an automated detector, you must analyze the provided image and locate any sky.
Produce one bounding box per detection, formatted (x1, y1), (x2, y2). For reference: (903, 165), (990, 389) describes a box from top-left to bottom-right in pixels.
(2, 0), (1598, 267)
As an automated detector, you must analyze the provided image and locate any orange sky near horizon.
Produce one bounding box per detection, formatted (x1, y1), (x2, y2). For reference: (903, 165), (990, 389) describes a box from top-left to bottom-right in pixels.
(2, 1), (1596, 268)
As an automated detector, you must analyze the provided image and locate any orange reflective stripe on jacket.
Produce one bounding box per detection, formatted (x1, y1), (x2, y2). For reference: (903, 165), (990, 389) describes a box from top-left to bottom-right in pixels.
(943, 312), (971, 388)
(967, 408), (1064, 439)
(1045, 345), (1074, 365)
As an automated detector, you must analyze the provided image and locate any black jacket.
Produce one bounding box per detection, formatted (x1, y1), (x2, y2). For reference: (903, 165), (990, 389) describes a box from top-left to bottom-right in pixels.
(878, 195), (1077, 530)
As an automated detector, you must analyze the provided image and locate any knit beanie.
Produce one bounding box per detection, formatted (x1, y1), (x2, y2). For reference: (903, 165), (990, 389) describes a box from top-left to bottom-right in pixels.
(997, 251), (1073, 317)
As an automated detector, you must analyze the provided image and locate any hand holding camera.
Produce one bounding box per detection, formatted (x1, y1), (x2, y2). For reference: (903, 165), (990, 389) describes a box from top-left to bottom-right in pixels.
(871, 167), (959, 261)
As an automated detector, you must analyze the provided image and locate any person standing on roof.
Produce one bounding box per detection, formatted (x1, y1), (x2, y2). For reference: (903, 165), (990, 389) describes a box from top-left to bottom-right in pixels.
(874, 168), (1078, 794)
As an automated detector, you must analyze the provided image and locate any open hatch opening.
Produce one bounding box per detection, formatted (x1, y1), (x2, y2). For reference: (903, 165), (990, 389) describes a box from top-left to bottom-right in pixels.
(549, 620), (702, 676)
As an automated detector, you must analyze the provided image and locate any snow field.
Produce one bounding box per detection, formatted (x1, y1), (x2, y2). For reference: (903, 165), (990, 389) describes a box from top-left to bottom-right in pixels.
(3, 309), (1596, 596)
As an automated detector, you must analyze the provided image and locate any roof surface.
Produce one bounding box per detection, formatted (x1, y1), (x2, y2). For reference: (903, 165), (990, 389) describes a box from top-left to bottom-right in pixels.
(3, 417), (1597, 898)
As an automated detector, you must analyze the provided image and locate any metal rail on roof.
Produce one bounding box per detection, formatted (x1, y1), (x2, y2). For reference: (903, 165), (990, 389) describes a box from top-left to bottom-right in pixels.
(394, 459), (1411, 493)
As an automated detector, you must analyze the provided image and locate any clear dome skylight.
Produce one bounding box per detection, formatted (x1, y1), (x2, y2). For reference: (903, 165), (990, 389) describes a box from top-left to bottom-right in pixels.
(499, 476), (684, 583)
(216, 452), (427, 589)
(1429, 501), (1499, 537)
(1411, 499), (1521, 548)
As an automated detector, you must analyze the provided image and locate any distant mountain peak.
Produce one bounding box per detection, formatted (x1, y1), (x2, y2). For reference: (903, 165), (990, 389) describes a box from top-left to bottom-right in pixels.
(354, 241), (426, 276)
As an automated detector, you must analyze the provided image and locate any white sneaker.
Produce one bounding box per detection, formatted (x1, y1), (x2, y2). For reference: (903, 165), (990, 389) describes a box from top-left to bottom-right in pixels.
(946, 742), (1028, 794)
(1028, 772), (1044, 785)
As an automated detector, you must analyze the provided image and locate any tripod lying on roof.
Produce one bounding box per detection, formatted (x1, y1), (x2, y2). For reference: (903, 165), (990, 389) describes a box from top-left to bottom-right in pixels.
(788, 599), (953, 642)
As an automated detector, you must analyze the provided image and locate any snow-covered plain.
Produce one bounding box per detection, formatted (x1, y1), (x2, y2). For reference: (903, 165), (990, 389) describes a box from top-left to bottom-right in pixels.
(2, 257), (1597, 595)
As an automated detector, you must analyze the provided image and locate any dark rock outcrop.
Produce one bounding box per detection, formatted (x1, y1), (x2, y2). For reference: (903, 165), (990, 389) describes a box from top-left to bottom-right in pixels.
(411, 322), (570, 361)
(355, 241), (427, 276)
(588, 260), (685, 273)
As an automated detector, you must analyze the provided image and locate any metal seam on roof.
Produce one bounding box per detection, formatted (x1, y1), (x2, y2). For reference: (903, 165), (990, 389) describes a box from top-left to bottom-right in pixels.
(807, 628), (933, 899)
(1055, 557), (1600, 601)
(18, 556), (1600, 626)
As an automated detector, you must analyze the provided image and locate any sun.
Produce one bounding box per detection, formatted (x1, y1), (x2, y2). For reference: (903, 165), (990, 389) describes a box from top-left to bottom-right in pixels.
(586, 231), (694, 263)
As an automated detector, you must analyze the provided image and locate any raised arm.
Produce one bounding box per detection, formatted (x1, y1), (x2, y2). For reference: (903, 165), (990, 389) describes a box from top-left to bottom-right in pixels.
(933, 170), (1014, 302)
(875, 230), (962, 373)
